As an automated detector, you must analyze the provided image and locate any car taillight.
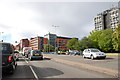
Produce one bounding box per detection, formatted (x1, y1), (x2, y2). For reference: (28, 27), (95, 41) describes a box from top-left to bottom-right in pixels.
(40, 54), (43, 56)
(8, 56), (13, 62)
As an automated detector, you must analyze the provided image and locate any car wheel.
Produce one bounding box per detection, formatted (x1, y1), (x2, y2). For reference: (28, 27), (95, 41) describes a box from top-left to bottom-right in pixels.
(16, 58), (19, 61)
(41, 57), (43, 60)
(15, 62), (17, 67)
(103, 57), (106, 59)
(83, 55), (86, 58)
(91, 55), (94, 60)
(9, 65), (16, 74)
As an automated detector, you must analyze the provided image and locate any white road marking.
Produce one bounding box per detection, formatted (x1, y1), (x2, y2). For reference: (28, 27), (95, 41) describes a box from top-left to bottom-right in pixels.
(25, 59), (28, 63)
(24, 57), (39, 80)
(29, 66), (39, 80)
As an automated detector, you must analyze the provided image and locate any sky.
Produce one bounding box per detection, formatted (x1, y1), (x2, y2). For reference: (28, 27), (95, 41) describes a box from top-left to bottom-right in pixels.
(0, 0), (119, 45)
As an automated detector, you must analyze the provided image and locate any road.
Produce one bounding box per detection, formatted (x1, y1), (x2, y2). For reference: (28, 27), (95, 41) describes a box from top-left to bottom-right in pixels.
(2, 55), (116, 80)
(44, 54), (119, 70)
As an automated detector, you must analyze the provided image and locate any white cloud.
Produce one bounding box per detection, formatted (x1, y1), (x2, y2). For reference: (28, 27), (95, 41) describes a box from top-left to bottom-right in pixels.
(0, 1), (118, 44)
(0, 1), (48, 42)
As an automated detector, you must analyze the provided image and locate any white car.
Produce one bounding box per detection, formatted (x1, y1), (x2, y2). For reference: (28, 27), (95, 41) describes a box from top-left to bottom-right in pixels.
(83, 48), (106, 60)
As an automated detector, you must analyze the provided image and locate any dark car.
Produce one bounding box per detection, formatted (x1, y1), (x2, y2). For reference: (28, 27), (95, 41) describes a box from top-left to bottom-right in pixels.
(1, 42), (17, 74)
(28, 50), (43, 60)
(74, 52), (83, 56)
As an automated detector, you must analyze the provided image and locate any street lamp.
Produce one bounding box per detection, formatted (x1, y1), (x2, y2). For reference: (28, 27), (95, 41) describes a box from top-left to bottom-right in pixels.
(52, 25), (59, 53)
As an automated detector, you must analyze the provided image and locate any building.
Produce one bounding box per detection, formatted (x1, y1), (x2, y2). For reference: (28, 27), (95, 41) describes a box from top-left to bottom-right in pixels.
(56, 36), (72, 51)
(44, 33), (57, 48)
(20, 39), (29, 49)
(44, 33), (78, 51)
(118, 1), (120, 23)
(14, 44), (20, 51)
(30, 36), (48, 51)
(94, 7), (120, 30)
(30, 36), (43, 51)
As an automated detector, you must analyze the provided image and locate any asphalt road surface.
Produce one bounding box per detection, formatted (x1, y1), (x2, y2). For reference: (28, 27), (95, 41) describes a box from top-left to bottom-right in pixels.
(44, 54), (119, 70)
(2, 55), (115, 80)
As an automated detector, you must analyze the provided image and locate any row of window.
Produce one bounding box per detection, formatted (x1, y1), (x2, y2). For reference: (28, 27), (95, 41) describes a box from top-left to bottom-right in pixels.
(109, 9), (119, 15)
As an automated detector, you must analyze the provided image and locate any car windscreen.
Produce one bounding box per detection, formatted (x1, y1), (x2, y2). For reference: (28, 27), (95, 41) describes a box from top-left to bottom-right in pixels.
(33, 51), (41, 54)
(91, 49), (100, 52)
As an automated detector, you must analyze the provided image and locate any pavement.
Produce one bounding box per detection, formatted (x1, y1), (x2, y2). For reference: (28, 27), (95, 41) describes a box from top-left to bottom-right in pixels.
(43, 54), (119, 78)
(106, 53), (120, 56)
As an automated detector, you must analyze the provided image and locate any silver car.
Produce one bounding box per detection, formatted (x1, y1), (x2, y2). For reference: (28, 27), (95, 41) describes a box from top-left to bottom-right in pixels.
(83, 48), (106, 60)
(28, 50), (43, 61)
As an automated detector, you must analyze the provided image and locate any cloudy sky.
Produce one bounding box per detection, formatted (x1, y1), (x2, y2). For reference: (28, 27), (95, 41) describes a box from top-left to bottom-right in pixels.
(0, 0), (119, 45)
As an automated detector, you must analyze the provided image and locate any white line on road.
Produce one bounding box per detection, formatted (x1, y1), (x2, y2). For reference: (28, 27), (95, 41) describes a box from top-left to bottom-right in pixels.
(29, 66), (39, 80)
(24, 58), (39, 80)
(25, 59), (28, 63)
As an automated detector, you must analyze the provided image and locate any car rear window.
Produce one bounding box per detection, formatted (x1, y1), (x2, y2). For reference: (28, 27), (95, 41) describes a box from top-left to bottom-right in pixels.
(0, 43), (13, 53)
(33, 51), (41, 54)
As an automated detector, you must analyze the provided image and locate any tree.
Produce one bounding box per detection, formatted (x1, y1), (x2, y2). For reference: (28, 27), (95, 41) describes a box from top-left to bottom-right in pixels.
(74, 40), (82, 51)
(112, 24), (120, 52)
(98, 29), (113, 52)
(78, 37), (96, 51)
(89, 30), (102, 48)
(66, 38), (78, 50)
(43, 45), (54, 52)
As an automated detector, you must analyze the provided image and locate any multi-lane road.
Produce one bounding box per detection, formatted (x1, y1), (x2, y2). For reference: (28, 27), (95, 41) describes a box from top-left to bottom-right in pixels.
(2, 54), (119, 80)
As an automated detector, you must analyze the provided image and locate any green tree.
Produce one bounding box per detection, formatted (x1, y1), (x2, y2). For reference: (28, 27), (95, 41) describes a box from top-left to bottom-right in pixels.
(112, 24), (120, 52)
(89, 30), (102, 48)
(98, 29), (113, 52)
(66, 38), (78, 50)
(74, 41), (82, 51)
(78, 37), (96, 51)
(43, 45), (54, 52)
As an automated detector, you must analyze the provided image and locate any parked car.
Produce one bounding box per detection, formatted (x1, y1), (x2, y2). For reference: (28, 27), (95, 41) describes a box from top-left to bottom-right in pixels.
(67, 50), (80, 55)
(74, 52), (83, 56)
(28, 50), (43, 60)
(14, 51), (19, 61)
(1, 42), (17, 74)
(83, 48), (106, 60)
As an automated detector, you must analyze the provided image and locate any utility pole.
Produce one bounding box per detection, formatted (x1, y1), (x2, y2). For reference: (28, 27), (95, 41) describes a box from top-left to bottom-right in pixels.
(52, 25), (59, 53)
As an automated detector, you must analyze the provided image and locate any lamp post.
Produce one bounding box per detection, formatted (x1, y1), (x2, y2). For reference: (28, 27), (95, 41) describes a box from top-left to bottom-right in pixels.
(52, 25), (59, 53)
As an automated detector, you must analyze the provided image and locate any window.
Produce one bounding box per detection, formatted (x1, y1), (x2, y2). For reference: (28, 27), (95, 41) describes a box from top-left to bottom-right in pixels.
(91, 49), (100, 52)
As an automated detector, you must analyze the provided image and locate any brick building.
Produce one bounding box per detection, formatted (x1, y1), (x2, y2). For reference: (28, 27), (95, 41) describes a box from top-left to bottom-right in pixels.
(14, 44), (20, 51)
(30, 36), (48, 51)
(20, 39), (29, 49)
(56, 36), (72, 51)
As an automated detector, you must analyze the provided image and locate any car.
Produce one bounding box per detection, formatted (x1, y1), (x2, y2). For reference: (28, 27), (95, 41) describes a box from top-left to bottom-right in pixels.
(83, 48), (106, 60)
(25, 50), (31, 58)
(67, 50), (80, 55)
(1, 42), (17, 74)
(22, 47), (32, 56)
(14, 51), (19, 61)
(28, 50), (43, 60)
(74, 52), (83, 56)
